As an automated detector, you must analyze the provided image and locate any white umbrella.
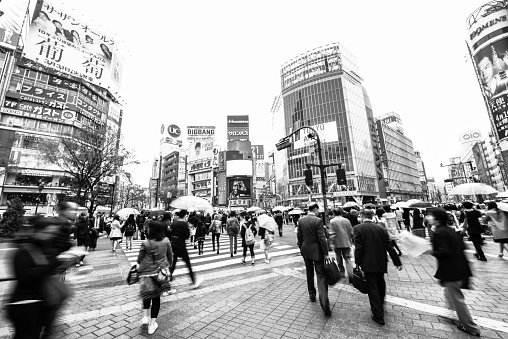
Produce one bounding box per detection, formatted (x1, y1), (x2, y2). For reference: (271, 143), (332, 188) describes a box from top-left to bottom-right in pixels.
(393, 201), (409, 208)
(256, 214), (278, 232)
(406, 199), (422, 206)
(343, 201), (358, 208)
(116, 208), (140, 219)
(187, 207), (198, 212)
(272, 206), (287, 212)
(496, 191), (508, 198)
(247, 206), (261, 213)
(497, 202), (508, 212)
(170, 196), (213, 210)
(288, 209), (305, 215)
(255, 209), (266, 214)
(448, 183), (497, 196)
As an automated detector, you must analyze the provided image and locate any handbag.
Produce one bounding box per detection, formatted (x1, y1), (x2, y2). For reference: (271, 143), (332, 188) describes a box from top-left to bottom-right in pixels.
(126, 265), (139, 285)
(149, 240), (171, 283)
(324, 258), (341, 286)
(352, 266), (368, 294)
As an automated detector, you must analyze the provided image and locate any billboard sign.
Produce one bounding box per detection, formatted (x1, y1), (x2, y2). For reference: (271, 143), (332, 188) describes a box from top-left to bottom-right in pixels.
(187, 126), (215, 142)
(188, 139), (214, 164)
(468, 6), (508, 141)
(227, 115), (249, 141)
(251, 145), (264, 160)
(212, 146), (220, 169)
(227, 178), (252, 199)
(2, 98), (76, 124)
(24, 0), (121, 91)
(459, 130), (481, 144)
(293, 121), (339, 149)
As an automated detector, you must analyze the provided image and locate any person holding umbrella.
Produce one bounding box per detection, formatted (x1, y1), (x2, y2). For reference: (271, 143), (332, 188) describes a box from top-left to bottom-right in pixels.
(257, 214), (276, 263)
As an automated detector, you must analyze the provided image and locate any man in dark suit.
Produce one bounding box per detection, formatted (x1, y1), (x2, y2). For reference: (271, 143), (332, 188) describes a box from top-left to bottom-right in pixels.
(297, 202), (332, 316)
(354, 208), (403, 326)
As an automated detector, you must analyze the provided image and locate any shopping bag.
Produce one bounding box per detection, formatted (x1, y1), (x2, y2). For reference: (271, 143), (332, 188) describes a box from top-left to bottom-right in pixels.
(126, 265), (139, 285)
(398, 231), (431, 258)
(352, 266), (368, 294)
(325, 259), (341, 286)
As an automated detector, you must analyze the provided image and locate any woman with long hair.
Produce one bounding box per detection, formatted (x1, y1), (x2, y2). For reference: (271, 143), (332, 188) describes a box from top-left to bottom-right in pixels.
(109, 215), (122, 252)
(210, 214), (222, 254)
(123, 214), (137, 250)
(484, 201), (508, 257)
(136, 221), (173, 335)
(428, 208), (480, 337)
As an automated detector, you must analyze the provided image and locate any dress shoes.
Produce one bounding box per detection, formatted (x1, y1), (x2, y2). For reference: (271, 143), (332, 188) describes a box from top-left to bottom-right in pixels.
(371, 316), (385, 326)
(309, 294), (316, 302)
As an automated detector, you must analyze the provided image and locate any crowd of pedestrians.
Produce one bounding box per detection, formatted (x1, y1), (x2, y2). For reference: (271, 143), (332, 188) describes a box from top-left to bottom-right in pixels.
(5, 199), (499, 337)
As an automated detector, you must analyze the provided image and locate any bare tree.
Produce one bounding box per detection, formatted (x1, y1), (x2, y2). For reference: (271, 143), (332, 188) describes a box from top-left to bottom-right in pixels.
(40, 126), (137, 216)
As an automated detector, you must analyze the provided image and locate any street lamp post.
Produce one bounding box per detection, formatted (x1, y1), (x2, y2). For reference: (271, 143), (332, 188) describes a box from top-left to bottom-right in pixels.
(276, 126), (339, 226)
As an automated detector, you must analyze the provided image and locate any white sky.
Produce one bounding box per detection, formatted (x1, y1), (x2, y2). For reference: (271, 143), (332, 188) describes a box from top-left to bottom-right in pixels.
(51, 0), (492, 186)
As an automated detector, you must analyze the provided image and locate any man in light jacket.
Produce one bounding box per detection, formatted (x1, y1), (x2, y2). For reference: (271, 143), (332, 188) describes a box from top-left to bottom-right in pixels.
(329, 208), (353, 283)
(297, 202), (332, 316)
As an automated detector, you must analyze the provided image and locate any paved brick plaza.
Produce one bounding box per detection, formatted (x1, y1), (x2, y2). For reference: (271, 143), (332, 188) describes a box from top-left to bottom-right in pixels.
(0, 223), (507, 338)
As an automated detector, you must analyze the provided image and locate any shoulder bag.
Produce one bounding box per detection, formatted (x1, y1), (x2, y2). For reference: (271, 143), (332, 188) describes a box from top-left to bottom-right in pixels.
(352, 266), (368, 294)
(149, 240), (171, 283)
(126, 265), (139, 285)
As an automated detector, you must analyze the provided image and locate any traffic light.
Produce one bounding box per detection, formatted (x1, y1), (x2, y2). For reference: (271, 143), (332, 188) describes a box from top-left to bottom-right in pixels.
(304, 169), (313, 186)
(336, 168), (346, 185)
(276, 137), (293, 151)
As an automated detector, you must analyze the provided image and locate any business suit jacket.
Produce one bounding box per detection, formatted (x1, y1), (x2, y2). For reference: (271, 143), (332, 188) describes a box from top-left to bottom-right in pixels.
(432, 224), (472, 283)
(297, 213), (329, 262)
(353, 221), (401, 273)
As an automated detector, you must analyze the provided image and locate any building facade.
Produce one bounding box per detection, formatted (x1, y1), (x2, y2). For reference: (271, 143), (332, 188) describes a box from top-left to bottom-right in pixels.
(376, 114), (421, 203)
(279, 42), (379, 207)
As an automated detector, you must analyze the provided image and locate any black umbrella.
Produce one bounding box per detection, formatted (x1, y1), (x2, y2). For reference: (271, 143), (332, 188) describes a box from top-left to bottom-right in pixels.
(363, 203), (377, 209)
(148, 210), (167, 218)
(409, 202), (433, 208)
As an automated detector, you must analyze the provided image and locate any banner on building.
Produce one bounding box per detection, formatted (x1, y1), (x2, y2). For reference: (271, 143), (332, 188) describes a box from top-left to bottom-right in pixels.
(219, 151), (226, 172)
(0, 129), (15, 167)
(187, 126), (215, 143)
(255, 161), (266, 181)
(293, 121), (339, 149)
(468, 6), (508, 142)
(24, 0), (122, 91)
(188, 139), (214, 165)
(178, 156), (186, 182)
(212, 146), (220, 168)
(251, 145), (264, 160)
(227, 115), (249, 141)
(227, 178), (251, 199)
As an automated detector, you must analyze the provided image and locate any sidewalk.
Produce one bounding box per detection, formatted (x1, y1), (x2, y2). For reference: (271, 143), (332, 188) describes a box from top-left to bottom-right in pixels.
(1, 231), (508, 338)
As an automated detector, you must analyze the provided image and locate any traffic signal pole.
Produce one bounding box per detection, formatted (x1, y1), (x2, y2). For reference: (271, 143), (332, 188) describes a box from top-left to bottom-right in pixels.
(276, 126), (337, 226)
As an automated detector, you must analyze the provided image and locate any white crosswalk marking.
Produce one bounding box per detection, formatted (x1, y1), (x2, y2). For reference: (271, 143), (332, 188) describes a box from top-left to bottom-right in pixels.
(121, 235), (300, 278)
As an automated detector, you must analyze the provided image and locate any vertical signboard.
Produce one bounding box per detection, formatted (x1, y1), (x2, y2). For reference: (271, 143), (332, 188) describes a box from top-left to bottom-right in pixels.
(252, 145), (266, 181)
(227, 115), (249, 141)
(218, 172), (227, 205)
(468, 6), (508, 142)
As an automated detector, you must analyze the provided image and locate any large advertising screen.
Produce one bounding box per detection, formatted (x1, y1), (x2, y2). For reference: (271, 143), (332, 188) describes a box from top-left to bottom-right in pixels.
(24, 0), (122, 91)
(227, 178), (252, 199)
(293, 121), (339, 149)
(468, 6), (508, 141)
(227, 115), (249, 141)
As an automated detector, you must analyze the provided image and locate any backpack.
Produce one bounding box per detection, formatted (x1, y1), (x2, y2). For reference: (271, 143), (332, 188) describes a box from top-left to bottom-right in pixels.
(229, 219), (239, 235)
(210, 220), (219, 233)
(126, 222), (136, 232)
(245, 225), (255, 245)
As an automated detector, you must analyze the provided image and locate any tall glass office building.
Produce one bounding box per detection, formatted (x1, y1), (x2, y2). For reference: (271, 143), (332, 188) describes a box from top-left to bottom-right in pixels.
(279, 42), (379, 205)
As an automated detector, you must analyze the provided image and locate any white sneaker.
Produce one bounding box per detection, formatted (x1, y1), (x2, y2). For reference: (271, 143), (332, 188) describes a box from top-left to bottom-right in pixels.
(264, 259), (270, 264)
(79, 261), (84, 266)
(148, 321), (158, 334)
(163, 289), (176, 296)
(140, 316), (149, 326)
(193, 277), (203, 289)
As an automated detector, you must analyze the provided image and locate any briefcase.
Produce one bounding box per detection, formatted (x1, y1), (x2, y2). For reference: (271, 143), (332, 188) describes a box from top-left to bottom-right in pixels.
(353, 266), (368, 294)
(324, 259), (341, 286)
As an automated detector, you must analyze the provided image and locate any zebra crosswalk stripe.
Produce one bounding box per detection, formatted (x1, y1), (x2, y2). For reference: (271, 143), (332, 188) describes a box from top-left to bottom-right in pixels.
(121, 236), (300, 278)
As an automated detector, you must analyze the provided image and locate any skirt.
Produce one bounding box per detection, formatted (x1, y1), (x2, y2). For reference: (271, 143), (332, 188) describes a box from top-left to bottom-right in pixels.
(110, 237), (122, 241)
(139, 276), (171, 300)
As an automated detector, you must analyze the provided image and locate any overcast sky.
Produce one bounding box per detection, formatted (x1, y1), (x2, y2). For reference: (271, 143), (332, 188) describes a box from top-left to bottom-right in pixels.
(50, 0), (492, 187)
